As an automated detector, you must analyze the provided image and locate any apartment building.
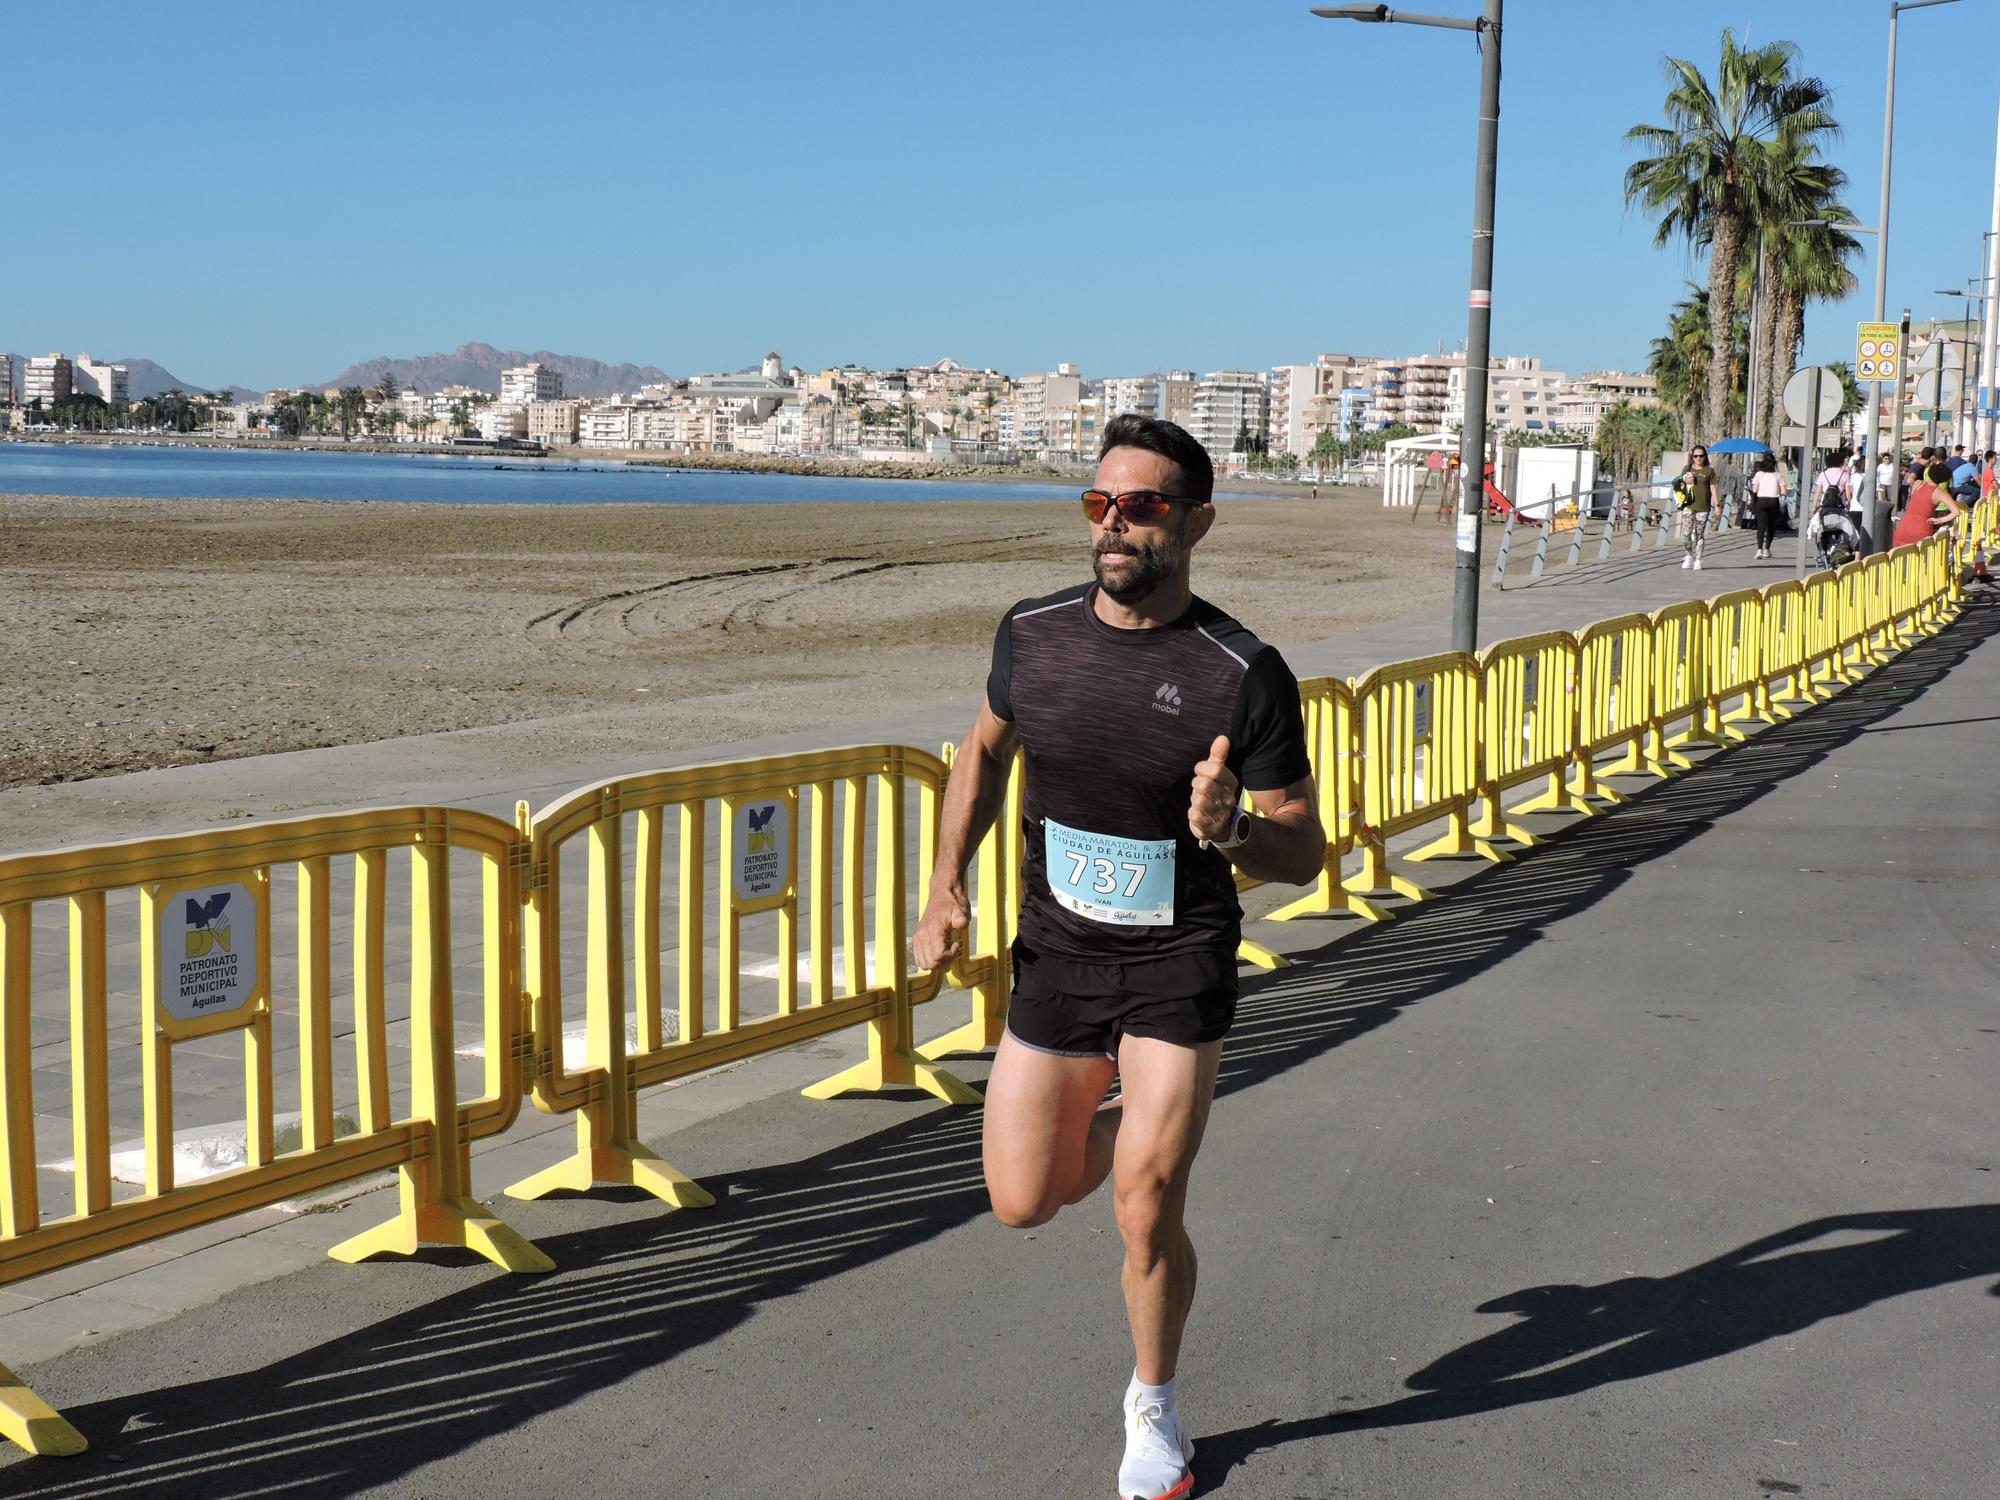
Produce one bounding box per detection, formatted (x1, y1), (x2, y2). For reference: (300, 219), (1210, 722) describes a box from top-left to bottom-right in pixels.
(1014, 363), (1082, 452)
(476, 404), (529, 441)
(1101, 376), (1159, 423)
(1552, 371), (1660, 441)
(1188, 370), (1269, 462)
(23, 354), (73, 409)
(500, 362), (563, 406)
(1268, 365), (1316, 458)
(526, 399), (583, 447)
(1372, 354), (1459, 431)
(1445, 355), (1566, 435)
(0, 356), (17, 405)
(73, 353), (128, 404)
(579, 405), (635, 448)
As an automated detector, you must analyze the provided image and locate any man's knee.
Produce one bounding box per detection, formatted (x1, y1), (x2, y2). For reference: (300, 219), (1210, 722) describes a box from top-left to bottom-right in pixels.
(1113, 1171), (1181, 1259)
(989, 1187), (1062, 1230)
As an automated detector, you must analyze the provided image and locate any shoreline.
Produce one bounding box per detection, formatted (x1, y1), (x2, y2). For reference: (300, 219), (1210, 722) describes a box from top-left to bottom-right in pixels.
(3, 430), (1329, 498)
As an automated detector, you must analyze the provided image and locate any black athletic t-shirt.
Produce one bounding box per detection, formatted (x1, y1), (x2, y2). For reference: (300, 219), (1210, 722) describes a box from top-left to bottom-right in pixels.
(987, 582), (1311, 961)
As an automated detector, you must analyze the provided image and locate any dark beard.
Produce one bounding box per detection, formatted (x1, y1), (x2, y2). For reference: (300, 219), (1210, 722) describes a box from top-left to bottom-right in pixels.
(1092, 535), (1180, 603)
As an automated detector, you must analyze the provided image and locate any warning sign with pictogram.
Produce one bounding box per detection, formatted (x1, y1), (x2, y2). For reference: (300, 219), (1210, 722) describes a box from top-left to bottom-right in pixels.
(1856, 321), (1900, 383)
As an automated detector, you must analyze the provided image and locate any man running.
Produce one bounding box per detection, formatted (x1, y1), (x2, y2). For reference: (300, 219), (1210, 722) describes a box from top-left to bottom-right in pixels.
(914, 414), (1324, 1500)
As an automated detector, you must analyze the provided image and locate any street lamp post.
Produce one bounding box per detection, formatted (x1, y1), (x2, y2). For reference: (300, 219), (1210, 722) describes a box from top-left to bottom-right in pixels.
(1313, 1), (1502, 655)
(1858, 0), (1963, 554)
(1933, 283), (1990, 446)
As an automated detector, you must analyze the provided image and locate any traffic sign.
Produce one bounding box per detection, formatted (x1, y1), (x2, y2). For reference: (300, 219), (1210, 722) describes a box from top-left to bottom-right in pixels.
(1783, 365), (1843, 427)
(1915, 370), (1960, 408)
(1914, 339), (1962, 374)
(1856, 321), (1899, 382)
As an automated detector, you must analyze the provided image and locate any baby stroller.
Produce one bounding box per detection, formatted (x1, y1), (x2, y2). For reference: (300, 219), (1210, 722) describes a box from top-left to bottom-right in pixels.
(1807, 493), (1859, 568)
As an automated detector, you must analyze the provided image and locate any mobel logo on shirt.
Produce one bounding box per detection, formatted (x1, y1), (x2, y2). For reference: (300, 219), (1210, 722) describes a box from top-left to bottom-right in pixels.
(1152, 682), (1183, 716)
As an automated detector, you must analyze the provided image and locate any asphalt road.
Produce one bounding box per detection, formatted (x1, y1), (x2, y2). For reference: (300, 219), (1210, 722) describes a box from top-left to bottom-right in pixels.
(0, 592), (1996, 1499)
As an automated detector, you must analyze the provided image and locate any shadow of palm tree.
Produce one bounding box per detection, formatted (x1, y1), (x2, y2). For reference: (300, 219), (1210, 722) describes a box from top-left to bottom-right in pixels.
(3, 594), (1991, 1497)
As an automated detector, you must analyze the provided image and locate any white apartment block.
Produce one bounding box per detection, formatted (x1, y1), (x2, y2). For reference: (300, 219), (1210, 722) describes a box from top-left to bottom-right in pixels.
(1189, 371), (1270, 461)
(73, 353), (128, 404)
(579, 405), (636, 448)
(1101, 377), (1160, 423)
(23, 354), (73, 409)
(1445, 356), (1566, 435)
(500, 362), (563, 406)
(476, 404), (529, 441)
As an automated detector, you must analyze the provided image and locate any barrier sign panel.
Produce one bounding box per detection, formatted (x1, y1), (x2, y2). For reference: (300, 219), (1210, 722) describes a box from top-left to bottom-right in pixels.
(1855, 322), (1899, 383)
(159, 879), (260, 1027)
(732, 798), (792, 902)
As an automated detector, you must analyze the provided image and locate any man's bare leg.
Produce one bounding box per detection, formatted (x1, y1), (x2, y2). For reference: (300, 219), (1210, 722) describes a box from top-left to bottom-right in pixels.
(1112, 1034), (1223, 1384)
(982, 1031), (1117, 1227)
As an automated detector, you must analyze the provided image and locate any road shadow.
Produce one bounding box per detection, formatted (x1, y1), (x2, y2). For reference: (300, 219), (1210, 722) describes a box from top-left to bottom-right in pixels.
(3, 594), (1993, 1498)
(1191, 1205), (2000, 1494)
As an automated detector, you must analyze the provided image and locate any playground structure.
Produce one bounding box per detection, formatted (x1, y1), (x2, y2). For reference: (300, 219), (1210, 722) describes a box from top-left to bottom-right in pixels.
(1380, 432), (1602, 528)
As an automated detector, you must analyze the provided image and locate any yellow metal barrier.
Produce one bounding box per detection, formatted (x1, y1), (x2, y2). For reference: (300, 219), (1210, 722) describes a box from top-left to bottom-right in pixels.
(1263, 677), (1387, 926)
(507, 747), (984, 1210)
(1703, 588), (1763, 740)
(1472, 632), (1588, 847)
(1799, 569), (1848, 695)
(1646, 599), (1719, 770)
(915, 741), (1018, 1061)
(1345, 651), (1491, 905)
(1831, 558), (1882, 679)
(0, 808), (547, 1454)
(1757, 579), (1813, 719)
(1573, 612), (1654, 797)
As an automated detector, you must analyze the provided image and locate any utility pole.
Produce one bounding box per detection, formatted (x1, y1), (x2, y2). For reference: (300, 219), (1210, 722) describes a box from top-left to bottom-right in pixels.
(1314, 0), (1502, 654)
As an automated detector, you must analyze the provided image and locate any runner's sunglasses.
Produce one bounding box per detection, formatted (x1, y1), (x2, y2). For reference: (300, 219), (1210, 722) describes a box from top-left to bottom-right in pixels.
(1080, 488), (1201, 525)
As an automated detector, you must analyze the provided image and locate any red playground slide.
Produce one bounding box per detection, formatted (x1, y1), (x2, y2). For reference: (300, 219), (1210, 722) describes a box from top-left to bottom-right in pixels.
(1483, 478), (1538, 524)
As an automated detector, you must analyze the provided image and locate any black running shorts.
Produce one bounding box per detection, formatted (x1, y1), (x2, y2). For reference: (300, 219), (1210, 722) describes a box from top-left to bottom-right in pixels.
(1005, 940), (1239, 1059)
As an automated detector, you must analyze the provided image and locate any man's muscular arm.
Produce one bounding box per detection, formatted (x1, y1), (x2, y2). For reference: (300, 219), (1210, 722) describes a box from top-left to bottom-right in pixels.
(1189, 735), (1324, 886)
(914, 696), (1020, 970)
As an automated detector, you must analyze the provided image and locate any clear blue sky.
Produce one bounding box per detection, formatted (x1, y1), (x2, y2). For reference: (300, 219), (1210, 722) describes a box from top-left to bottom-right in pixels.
(5, 0), (1993, 391)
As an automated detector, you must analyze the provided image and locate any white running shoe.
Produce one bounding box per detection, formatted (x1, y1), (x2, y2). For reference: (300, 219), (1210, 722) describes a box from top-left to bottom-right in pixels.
(1681, 555), (1693, 569)
(1693, 558), (1704, 570)
(1119, 1393), (1194, 1500)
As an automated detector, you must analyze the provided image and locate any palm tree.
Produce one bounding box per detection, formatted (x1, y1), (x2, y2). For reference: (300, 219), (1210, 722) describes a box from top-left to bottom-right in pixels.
(1625, 29), (1837, 440)
(1762, 208), (1860, 443)
(1648, 289), (1712, 447)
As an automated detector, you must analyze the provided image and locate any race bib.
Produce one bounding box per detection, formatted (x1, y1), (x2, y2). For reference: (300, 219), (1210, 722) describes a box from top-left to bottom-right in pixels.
(1044, 818), (1175, 927)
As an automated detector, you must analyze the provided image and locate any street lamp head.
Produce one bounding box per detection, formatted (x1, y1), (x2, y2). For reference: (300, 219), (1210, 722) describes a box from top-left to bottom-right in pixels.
(1311, 4), (1391, 19)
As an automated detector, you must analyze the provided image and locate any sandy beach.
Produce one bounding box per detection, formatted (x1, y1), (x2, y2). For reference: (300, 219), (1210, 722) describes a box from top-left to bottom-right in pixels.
(1, 487), (1452, 788)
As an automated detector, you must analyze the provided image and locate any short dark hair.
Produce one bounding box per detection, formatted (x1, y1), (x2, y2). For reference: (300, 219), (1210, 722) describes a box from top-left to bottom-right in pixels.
(1098, 413), (1214, 503)
(1757, 452), (1777, 472)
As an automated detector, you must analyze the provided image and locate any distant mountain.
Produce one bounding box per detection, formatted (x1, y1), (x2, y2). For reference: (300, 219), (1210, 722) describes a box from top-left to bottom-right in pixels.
(113, 358), (254, 403)
(314, 342), (672, 398)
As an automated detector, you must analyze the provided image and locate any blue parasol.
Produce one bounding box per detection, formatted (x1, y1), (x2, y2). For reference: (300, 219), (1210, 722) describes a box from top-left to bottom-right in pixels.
(1707, 437), (1773, 456)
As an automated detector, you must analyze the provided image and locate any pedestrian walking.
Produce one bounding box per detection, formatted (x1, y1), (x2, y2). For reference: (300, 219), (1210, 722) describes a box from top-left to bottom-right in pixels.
(1748, 452), (1787, 558)
(914, 413), (1324, 1500)
(1679, 445), (1716, 570)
